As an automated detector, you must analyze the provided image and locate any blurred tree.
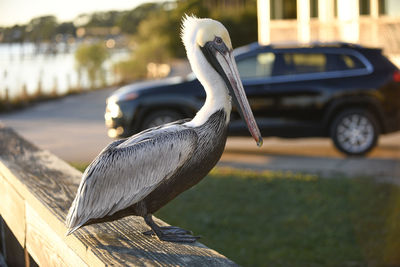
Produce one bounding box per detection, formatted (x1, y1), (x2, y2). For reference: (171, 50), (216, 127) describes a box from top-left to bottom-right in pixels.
(117, 3), (162, 35)
(75, 42), (109, 88)
(1, 0), (258, 46)
(26, 16), (58, 42)
(113, 3), (170, 82)
(85, 11), (122, 28)
(113, 0), (258, 82)
(133, 0), (257, 59)
(56, 22), (76, 37)
(213, 4), (258, 48)
(131, 0), (210, 60)
(1, 25), (26, 43)
(165, 0), (210, 58)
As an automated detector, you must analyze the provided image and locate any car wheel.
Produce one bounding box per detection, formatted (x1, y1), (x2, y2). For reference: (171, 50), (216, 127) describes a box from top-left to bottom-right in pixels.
(330, 109), (379, 156)
(141, 110), (182, 130)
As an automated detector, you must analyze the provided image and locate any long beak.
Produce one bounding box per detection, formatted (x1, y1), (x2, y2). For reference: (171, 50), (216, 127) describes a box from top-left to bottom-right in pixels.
(216, 51), (263, 146)
(201, 43), (263, 147)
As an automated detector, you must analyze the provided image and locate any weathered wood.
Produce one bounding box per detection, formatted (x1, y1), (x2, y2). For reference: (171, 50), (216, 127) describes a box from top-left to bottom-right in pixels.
(25, 204), (87, 267)
(0, 218), (26, 267)
(0, 176), (25, 246)
(0, 125), (238, 266)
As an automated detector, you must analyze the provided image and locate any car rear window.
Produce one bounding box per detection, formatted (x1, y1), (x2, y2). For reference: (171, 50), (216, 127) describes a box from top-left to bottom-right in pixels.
(237, 51), (367, 79)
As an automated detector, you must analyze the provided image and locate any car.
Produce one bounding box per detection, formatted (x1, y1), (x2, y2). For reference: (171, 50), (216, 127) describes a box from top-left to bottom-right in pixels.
(105, 42), (400, 156)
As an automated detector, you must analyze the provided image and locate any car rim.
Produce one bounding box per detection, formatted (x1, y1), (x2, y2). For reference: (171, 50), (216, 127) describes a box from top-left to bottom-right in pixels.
(336, 114), (375, 154)
(147, 116), (176, 128)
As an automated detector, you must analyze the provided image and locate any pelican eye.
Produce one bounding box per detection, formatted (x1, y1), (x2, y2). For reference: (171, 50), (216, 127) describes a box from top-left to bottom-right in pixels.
(215, 37), (223, 45)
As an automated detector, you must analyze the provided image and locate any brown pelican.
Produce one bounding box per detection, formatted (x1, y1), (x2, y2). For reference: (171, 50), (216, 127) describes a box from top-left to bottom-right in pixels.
(66, 15), (262, 243)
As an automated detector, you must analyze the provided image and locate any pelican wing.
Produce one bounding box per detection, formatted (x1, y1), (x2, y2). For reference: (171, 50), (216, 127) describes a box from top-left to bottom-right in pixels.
(66, 124), (197, 234)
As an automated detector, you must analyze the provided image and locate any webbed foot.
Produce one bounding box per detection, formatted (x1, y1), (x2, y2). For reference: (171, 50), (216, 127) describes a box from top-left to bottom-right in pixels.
(143, 214), (200, 243)
(143, 226), (193, 236)
(157, 233), (200, 243)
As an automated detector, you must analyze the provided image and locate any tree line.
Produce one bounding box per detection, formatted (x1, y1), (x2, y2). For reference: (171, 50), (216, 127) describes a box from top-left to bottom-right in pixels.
(114, 0), (258, 81)
(0, 0), (257, 48)
(0, 0), (258, 83)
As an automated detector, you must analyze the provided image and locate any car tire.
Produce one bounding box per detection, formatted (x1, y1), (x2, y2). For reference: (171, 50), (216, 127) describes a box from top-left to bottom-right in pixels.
(330, 108), (379, 156)
(141, 110), (182, 130)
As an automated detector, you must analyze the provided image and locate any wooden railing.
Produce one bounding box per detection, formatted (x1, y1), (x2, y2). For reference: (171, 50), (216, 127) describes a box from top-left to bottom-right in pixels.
(0, 125), (237, 266)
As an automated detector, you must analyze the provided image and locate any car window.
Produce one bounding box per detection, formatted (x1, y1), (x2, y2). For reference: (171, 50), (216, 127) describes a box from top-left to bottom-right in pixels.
(272, 53), (327, 76)
(237, 52), (275, 79)
(281, 53), (326, 74)
(274, 52), (366, 75)
(324, 54), (366, 71)
(337, 54), (365, 70)
(237, 51), (367, 79)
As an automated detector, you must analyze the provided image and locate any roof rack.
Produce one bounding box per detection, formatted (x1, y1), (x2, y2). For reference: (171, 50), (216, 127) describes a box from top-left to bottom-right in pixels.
(256, 41), (365, 49)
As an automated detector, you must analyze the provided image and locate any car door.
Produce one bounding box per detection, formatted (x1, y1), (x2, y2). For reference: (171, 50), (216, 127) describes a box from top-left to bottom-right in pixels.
(269, 50), (326, 119)
(267, 49), (374, 137)
(235, 48), (325, 136)
(234, 49), (275, 134)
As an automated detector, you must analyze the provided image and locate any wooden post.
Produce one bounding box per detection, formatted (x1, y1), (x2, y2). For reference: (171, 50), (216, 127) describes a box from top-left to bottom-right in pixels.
(318, 0), (336, 41)
(370, 0), (379, 18)
(370, 0), (379, 48)
(0, 125), (237, 266)
(257, 0), (270, 45)
(337, 0), (360, 43)
(297, 0), (311, 43)
(318, 0), (335, 22)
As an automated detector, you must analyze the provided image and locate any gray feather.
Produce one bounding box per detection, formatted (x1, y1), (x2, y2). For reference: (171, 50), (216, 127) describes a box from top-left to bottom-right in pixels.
(66, 124), (197, 233)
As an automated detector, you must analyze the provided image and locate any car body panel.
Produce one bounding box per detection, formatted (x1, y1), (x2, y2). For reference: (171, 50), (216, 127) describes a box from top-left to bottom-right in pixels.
(105, 42), (400, 142)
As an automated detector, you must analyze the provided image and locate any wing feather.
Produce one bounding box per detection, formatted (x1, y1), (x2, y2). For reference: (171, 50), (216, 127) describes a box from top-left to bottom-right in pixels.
(66, 125), (197, 233)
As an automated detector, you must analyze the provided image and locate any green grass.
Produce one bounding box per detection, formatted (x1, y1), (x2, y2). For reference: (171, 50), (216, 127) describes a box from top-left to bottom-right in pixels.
(70, 162), (89, 173)
(70, 163), (400, 266)
(156, 169), (400, 267)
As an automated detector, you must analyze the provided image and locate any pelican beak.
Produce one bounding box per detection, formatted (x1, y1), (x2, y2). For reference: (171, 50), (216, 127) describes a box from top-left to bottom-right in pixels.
(201, 39), (263, 147)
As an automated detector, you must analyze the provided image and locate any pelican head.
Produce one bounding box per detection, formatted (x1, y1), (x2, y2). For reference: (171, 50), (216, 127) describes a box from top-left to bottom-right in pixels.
(182, 15), (263, 147)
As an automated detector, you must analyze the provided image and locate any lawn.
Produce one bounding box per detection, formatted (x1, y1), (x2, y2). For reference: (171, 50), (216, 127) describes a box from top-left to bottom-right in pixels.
(71, 164), (400, 266)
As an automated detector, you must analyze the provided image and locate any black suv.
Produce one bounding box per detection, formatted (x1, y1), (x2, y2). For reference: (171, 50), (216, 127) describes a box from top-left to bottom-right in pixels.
(105, 42), (400, 156)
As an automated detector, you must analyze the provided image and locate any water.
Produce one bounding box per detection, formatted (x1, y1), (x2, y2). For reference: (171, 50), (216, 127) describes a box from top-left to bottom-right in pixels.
(0, 42), (129, 99)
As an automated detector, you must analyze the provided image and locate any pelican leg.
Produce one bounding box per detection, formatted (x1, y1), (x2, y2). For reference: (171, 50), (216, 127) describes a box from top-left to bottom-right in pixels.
(143, 214), (200, 243)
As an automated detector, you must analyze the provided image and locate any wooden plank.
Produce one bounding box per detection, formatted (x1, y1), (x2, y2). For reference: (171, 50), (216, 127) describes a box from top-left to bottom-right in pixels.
(0, 126), (238, 266)
(0, 174), (25, 246)
(25, 204), (87, 267)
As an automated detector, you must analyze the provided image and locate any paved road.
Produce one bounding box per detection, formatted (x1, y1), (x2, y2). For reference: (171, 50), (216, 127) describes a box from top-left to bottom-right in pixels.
(0, 89), (114, 162)
(1, 88), (399, 181)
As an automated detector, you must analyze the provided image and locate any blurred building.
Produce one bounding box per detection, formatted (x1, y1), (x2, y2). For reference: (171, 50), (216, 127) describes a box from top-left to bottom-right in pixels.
(257, 0), (400, 66)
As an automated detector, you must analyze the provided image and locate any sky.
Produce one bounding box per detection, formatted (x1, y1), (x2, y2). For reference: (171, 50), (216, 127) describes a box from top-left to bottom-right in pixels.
(0, 0), (167, 27)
